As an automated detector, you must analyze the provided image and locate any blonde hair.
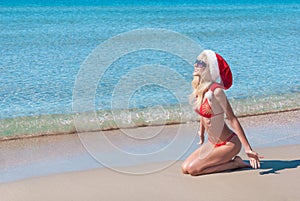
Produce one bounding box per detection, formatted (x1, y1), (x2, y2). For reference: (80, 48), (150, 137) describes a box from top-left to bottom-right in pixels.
(190, 51), (214, 109)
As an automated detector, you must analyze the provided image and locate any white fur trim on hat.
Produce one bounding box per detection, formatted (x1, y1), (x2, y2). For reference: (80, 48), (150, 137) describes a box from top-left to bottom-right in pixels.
(203, 50), (219, 81)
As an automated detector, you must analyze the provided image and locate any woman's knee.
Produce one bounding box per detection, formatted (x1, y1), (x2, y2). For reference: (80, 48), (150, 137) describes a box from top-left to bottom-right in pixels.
(181, 162), (198, 175)
(181, 162), (189, 174)
(187, 165), (203, 176)
(185, 161), (205, 176)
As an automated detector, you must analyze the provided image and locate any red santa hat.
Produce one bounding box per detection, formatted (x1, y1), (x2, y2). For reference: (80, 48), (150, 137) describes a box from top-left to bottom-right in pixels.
(203, 50), (233, 90)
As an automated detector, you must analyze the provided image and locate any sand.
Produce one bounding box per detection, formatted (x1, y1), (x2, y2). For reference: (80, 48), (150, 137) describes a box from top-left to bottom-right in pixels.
(0, 110), (300, 201)
(0, 144), (300, 201)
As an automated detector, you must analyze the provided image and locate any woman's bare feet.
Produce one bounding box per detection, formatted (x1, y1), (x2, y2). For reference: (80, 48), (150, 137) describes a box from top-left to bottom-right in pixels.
(233, 156), (251, 169)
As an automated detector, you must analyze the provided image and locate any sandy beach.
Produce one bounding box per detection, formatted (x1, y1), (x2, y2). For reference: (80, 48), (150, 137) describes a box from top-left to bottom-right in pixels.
(0, 110), (300, 201)
(1, 1), (300, 200)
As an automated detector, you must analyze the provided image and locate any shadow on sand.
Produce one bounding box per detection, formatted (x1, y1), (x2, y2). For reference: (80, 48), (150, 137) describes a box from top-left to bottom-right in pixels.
(254, 160), (300, 175)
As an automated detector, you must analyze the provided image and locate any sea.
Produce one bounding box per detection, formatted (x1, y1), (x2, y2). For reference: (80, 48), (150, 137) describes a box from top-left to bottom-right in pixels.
(1, 0), (299, 138)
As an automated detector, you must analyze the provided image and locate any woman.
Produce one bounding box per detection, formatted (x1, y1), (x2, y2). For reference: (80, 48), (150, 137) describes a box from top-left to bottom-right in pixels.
(181, 50), (262, 176)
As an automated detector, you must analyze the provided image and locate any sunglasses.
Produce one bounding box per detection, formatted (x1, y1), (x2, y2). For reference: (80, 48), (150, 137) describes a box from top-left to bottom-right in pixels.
(194, 59), (207, 68)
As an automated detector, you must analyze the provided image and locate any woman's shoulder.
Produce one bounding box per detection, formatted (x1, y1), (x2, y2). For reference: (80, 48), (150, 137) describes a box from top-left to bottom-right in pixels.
(210, 83), (225, 92)
(210, 83), (226, 100)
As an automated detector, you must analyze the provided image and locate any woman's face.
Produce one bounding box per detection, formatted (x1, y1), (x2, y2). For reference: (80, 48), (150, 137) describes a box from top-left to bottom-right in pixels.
(193, 56), (207, 76)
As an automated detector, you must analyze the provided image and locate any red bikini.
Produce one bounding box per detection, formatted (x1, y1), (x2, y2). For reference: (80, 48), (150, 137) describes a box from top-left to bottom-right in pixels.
(195, 83), (237, 147)
(195, 83), (225, 118)
(209, 133), (237, 147)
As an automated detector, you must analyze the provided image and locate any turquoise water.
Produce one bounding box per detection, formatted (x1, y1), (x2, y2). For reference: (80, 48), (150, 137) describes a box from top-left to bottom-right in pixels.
(0, 1), (299, 138)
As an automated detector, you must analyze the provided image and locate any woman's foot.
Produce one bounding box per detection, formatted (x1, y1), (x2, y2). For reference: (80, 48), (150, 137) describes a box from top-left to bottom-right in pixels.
(233, 156), (251, 169)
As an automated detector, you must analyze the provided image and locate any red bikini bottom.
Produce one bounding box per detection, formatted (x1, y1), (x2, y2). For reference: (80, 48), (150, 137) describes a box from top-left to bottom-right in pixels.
(209, 133), (237, 148)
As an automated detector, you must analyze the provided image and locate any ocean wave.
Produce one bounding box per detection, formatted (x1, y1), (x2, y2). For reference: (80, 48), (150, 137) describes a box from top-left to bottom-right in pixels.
(1, 92), (299, 140)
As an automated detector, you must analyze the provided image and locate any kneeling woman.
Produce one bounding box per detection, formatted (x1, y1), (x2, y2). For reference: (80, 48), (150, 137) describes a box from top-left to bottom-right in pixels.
(181, 50), (262, 176)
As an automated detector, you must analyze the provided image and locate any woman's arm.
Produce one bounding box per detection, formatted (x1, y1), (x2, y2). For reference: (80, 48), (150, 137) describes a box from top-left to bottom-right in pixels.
(213, 88), (251, 149)
(214, 88), (262, 168)
(224, 103), (252, 152)
(198, 119), (205, 145)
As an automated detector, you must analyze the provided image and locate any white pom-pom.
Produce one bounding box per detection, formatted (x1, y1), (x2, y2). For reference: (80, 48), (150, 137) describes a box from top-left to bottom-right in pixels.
(203, 50), (219, 81)
(204, 90), (213, 101)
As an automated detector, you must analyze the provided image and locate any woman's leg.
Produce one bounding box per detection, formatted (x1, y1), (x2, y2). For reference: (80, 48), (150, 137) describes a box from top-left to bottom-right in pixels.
(184, 136), (246, 176)
(191, 156), (250, 176)
(181, 148), (201, 174)
(181, 141), (215, 174)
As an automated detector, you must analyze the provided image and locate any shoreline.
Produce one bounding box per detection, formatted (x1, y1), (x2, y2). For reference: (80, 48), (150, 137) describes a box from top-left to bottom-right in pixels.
(1, 108), (299, 141)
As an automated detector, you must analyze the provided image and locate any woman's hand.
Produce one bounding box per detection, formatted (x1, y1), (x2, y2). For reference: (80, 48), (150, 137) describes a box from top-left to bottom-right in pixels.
(246, 150), (264, 169)
(197, 130), (205, 145)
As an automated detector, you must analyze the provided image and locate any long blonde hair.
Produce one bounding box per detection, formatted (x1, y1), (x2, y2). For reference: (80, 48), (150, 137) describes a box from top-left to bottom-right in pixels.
(190, 52), (214, 109)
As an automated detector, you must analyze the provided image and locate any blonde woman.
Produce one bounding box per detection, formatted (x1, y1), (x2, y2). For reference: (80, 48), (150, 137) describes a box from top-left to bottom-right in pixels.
(181, 50), (262, 176)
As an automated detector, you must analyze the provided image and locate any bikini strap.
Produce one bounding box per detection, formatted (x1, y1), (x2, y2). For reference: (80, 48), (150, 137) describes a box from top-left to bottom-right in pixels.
(210, 83), (225, 92)
(201, 83), (225, 101)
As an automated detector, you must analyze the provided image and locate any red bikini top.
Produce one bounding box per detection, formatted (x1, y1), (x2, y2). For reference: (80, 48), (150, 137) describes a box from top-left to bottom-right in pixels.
(195, 83), (225, 118)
